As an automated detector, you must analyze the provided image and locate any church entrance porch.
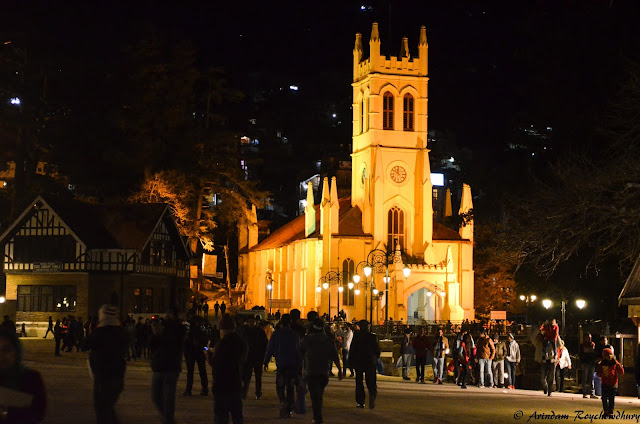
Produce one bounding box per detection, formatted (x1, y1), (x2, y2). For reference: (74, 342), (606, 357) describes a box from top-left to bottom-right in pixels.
(406, 284), (444, 324)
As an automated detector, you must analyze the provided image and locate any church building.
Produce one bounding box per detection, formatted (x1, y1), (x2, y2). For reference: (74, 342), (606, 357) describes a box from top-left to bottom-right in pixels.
(238, 23), (474, 323)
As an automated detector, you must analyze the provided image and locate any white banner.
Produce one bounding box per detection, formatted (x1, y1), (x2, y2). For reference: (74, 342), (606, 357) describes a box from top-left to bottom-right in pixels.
(202, 254), (217, 277)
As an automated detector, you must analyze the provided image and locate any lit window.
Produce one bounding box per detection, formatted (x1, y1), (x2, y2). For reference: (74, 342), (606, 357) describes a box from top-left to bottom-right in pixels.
(403, 93), (414, 131)
(387, 207), (405, 251)
(383, 92), (394, 130)
(342, 259), (355, 306)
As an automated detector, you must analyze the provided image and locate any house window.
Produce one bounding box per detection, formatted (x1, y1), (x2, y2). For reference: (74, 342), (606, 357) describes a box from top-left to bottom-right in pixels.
(387, 207), (405, 251)
(383, 92), (394, 130)
(403, 93), (414, 131)
(17, 285), (76, 312)
(342, 258), (355, 306)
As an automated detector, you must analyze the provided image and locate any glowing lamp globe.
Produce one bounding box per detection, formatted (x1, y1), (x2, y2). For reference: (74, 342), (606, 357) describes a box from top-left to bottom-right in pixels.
(440, 291), (446, 297)
(519, 295), (525, 301)
(426, 291), (432, 297)
(576, 299), (586, 309)
(338, 286), (344, 293)
(403, 266), (411, 278)
(266, 284), (272, 291)
(352, 274), (361, 284)
(348, 282), (354, 289)
(363, 266), (372, 278)
(322, 282), (329, 290)
(355, 289), (361, 295)
(373, 289), (379, 295)
(316, 286), (321, 293)
(530, 295), (537, 301)
(542, 299), (552, 309)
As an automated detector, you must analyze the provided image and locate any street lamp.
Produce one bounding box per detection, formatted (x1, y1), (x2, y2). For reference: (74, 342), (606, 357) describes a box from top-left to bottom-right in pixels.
(543, 298), (587, 336)
(0, 296), (5, 304)
(266, 282), (273, 316)
(542, 299), (553, 309)
(319, 271), (347, 320)
(576, 299), (586, 309)
(519, 294), (537, 324)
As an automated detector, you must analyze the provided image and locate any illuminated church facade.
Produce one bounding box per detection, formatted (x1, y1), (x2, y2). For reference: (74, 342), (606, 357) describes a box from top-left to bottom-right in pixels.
(238, 23), (475, 323)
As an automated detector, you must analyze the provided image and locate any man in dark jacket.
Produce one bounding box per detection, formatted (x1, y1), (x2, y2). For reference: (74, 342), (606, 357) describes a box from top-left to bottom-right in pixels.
(87, 304), (129, 424)
(264, 314), (302, 418)
(150, 308), (186, 424)
(184, 316), (209, 396)
(298, 318), (342, 424)
(349, 320), (380, 409)
(241, 315), (268, 400)
(208, 313), (248, 424)
(579, 333), (598, 399)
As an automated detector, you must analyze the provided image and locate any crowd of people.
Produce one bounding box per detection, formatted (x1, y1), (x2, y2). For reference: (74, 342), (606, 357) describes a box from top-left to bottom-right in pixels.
(1, 307), (639, 423)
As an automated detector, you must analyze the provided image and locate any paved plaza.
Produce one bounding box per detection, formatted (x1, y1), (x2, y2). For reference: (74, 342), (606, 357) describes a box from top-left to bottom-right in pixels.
(21, 338), (640, 424)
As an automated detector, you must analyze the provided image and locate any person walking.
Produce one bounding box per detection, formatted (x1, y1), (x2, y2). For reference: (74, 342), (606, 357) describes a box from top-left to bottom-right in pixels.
(184, 316), (209, 397)
(150, 308), (186, 424)
(0, 328), (47, 423)
(432, 329), (449, 385)
(53, 319), (63, 357)
(349, 320), (380, 408)
(207, 313), (248, 424)
(264, 314), (302, 418)
(596, 348), (624, 418)
(214, 301), (220, 319)
(458, 333), (473, 389)
(492, 334), (507, 388)
(241, 315), (268, 400)
(203, 302), (209, 319)
(505, 333), (521, 389)
(555, 339), (571, 392)
(87, 304), (129, 424)
(579, 333), (598, 399)
(297, 318), (342, 424)
(476, 330), (495, 388)
(43, 316), (53, 339)
(220, 301), (227, 316)
(0, 315), (16, 334)
(541, 334), (558, 396)
(337, 323), (354, 378)
(412, 327), (430, 383)
(400, 328), (414, 381)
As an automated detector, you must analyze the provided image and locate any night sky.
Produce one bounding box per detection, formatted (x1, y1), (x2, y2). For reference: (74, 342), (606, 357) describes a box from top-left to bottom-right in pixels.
(3, 0), (640, 211)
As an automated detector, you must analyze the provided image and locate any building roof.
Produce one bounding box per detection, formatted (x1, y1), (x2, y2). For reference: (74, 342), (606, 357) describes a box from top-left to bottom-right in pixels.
(619, 254), (640, 305)
(250, 197), (463, 251)
(433, 222), (463, 241)
(251, 198), (369, 251)
(0, 196), (187, 255)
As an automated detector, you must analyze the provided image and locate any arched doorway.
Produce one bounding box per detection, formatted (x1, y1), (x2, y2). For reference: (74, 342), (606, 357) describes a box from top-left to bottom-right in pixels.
(405, 282), (444, 324)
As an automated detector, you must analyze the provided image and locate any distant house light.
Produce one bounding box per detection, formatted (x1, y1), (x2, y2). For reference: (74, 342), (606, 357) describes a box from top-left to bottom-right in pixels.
(289, 85), (299, 91)
(10, 97), (20, 105)
(332, 113), (337, 118)
(361, 5), (366, 10)
(431, 173), (444, 187)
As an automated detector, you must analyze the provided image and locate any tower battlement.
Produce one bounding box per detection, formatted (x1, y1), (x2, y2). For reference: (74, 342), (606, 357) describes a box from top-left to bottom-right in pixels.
(353, 23), (428, 82)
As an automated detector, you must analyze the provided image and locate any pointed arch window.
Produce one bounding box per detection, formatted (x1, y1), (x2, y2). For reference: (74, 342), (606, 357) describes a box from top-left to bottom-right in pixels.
(383, 92), (394, 130)
(403, 93), (414, 131)
(365, 96), (369, 132)
(360, 97), (365, 134)
(387, 206), (405, 252)
(342, 258), (355, 306)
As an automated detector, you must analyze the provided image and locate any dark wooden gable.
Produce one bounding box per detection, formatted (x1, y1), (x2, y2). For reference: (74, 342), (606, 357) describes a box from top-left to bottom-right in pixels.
(2, 197), (87, 272)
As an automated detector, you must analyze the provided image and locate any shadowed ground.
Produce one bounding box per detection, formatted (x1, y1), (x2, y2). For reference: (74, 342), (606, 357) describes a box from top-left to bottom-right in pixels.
(21, 338), (640, 424)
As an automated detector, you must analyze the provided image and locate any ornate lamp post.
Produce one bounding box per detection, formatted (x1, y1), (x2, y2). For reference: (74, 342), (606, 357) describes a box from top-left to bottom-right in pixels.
(317, 271), (347, 320)
(352, 242), (411, 331)
(519, 294), (537, 324)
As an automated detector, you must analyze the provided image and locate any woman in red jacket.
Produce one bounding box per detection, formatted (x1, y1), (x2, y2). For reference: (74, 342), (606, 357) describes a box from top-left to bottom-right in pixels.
(596, 348), (624, 418)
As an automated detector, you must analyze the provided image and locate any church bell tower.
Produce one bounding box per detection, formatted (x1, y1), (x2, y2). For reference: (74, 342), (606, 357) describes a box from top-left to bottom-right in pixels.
(351, 23), (433, 260)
